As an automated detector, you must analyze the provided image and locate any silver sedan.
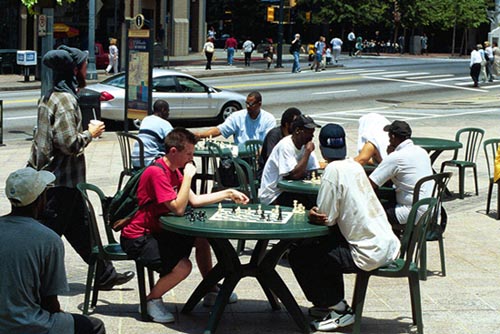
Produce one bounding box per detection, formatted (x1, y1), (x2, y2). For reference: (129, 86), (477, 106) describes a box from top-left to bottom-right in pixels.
(87, 69), (246, 123)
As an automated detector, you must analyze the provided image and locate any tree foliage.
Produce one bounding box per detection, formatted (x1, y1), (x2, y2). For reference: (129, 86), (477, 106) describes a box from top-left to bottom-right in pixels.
(21, 0), (75, 14)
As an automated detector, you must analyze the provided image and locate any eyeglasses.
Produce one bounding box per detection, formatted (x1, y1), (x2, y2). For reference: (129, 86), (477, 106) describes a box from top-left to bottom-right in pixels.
(246, 101), (259, 107)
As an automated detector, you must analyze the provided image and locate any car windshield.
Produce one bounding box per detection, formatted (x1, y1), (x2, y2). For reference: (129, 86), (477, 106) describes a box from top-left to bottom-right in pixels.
(101, 73), (126, 88)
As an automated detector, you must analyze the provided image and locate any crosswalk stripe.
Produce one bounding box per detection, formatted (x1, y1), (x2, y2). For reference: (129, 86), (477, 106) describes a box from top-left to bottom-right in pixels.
(406, 74), (453, 80)
(432, 76), (470, 82)
(384, 72), (428, 78)
(363, 70), (408, 76)
(480, 84), (500, 89)
(312, 89), (357, 95)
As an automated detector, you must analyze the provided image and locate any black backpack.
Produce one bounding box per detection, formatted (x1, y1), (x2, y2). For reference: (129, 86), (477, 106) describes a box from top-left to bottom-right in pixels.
(105, 162), (165, 231)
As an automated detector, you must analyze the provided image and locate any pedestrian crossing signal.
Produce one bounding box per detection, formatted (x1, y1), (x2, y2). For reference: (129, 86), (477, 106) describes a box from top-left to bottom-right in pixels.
(267, 6), (275, 22)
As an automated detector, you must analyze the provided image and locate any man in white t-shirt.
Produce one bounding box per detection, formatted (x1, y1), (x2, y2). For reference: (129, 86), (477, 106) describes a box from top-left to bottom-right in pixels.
(133, 99), (173, 168)
(369, 120), (433, 226)
(288, 124), (401, 331)
(195, 91), (276, 144)
(258, 114), (320, 208)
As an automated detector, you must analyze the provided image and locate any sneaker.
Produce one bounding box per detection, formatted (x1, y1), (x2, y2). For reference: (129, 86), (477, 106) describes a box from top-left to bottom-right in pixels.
(311, 308), (355, 331)
(99, 271), (135, 290)
(145, 298), (175, 323)
(309, 300), (349, 318)
(203, 290), (238, 307)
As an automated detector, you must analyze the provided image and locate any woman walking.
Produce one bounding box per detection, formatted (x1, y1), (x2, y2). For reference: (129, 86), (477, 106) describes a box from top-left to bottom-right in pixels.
(203, 37), (215, 70)
(107, 38), (119, 74)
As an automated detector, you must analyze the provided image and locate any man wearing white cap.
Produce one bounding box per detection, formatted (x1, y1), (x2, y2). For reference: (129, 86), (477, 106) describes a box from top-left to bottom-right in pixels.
(0, 167), (105, 334)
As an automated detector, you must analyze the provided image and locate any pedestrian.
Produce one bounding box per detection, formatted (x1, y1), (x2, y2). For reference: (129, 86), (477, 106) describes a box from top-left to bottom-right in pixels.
(354, 36), (363, 56)
(208, 26), (217, 39)
(288, 124), (400, 331)
(312, 36), (326, 72)
(330, 36), (343, 63)
(242, 38), (255, 66)
(325, 48), (332, 65)
(398, 35), (405, 54)
(107, 38), (119, 74)
(493, 42), (500, 77)
(263, 44), (274, 69)
(420, 33), (428, 55)
(484, 41), (494, 82)
(132, 99), (173, 168)
(290, 33), (305, 73)
(470, 44), (482, 87)
(224, 34), (238, 66)
(120, 128), (249, 323)
(29, 45), (135, 291)
(347, 29), (356, 56)
(478, 43), (488, 83)
(0, 167), (106, 334)
(374, 31), (381, 56)
(202, 37), (215, 70)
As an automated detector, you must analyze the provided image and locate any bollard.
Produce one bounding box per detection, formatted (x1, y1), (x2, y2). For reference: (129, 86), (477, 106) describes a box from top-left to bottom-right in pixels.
(0, 100), (4, 146)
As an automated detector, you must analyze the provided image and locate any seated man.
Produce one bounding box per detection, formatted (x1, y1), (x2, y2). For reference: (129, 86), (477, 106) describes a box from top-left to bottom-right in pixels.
(288, 124), (401, 331)
(354, 113), (390, 165)
(120, 128), (249, 323)
(369, 120), (433, 227)
(257, 107), (302, 180)
(0, 167), (105, 334)
(132, 99), (173, 168)
(258, 115), (320, 208)
(195, 91), (276, 144)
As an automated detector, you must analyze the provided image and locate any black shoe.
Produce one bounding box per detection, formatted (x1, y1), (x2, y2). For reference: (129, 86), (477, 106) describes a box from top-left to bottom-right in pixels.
(99, 271), (135, 290)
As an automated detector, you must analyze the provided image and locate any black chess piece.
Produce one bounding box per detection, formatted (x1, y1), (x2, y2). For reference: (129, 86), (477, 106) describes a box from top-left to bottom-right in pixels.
(260, 212), (266, 220)
(232, 206), (237, 214)
(278, 208), (283, 220)
(266, 214), (271, 221)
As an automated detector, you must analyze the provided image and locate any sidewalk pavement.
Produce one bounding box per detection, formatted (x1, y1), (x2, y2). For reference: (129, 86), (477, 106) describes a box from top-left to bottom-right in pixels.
(1, 51), (500, 334)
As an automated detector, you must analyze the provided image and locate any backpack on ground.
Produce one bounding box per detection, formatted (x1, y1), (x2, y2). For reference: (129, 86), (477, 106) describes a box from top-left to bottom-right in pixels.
(105, 162), (165, 231)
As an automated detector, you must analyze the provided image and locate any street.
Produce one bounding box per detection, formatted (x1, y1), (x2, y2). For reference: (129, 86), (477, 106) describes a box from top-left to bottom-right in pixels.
(0, 56), (498, 143)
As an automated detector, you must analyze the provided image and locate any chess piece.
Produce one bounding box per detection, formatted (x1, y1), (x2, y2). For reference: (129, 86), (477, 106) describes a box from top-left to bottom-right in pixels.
(292, 200), (298, 213)
(258, 204), (262, 215)
(311, 171), (316, 181)
(266, 214), (271, 221)
(218, 203), (222, 212)
(261, 212), (266, 220)
(278, 208), (283, 220)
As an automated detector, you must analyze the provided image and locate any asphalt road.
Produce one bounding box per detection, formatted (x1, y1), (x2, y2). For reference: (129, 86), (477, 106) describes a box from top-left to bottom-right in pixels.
(1, 56), (498, 143)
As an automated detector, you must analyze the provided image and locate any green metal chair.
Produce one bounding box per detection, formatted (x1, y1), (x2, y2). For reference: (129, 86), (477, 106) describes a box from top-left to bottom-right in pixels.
(440, 127), (484, 199)
(77, 182), (154, 320)
(243, 139), (263, 181)
(351, 198), (437, 334)
(116, 131), (145, 191)
(483, 138), (500, 220)
(412, 172), (452, 280)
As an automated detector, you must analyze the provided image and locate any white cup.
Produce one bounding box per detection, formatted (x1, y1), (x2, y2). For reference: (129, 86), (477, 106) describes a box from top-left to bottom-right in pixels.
(231, 145), (239, 158)
(90, 119), (104, 127)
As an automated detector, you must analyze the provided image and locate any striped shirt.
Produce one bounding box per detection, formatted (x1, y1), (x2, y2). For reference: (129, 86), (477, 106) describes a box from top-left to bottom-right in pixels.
(29, 92), (93, 188)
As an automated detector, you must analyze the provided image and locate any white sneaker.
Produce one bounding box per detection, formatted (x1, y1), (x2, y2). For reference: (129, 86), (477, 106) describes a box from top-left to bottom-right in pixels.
(145, 298), (175, 323)
(311, 307), (355, 331)
(203, 290), (238, 307)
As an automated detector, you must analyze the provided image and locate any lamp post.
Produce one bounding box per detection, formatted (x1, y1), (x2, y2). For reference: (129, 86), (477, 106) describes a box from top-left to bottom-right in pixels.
(275, 0), (284, 68)
(87, 0), (98, 80)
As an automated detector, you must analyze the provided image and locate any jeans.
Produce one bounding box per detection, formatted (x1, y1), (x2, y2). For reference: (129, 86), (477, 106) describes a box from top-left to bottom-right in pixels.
(292, 51), (300, 72)
(227, 47), (235, 65)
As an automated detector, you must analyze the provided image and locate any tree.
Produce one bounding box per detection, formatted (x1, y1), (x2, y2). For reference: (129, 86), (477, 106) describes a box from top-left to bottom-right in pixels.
(21, 0), (75, 13)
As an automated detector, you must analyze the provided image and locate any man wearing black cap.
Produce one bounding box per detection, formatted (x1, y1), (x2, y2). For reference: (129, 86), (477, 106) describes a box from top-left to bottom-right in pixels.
(258, 114), (320, 207)
(369, 120), (432, 227)
(29, 45), (134, 290)
(288, 124), (400, 331)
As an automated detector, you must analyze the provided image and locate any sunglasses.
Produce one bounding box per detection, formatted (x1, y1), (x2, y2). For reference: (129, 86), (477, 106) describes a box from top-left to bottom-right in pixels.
(246, 101), (259, 107)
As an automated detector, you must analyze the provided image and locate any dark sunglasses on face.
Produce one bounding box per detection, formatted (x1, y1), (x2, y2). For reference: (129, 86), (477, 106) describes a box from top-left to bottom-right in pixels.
(246, 101), (258, 107)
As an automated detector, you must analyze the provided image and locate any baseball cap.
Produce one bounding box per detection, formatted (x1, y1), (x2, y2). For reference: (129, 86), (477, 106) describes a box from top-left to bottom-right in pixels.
(292, 114), (321, 130)
(383, 120), (412, 138)
(319, 124), (347, 160)
(5, 167), (55, 207)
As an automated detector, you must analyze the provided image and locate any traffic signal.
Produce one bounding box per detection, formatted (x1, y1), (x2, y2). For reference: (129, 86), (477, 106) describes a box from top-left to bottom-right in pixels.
(267, 6), (275, 22)
(290, 0), (296, 7)
(305, 11), (311, 22)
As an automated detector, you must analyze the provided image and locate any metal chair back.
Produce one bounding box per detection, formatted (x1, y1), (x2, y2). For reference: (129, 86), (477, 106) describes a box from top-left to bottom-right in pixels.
(116, 131), (145, 190)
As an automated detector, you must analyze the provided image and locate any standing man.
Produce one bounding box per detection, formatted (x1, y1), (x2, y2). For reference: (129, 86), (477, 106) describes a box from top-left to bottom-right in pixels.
(242, 38), (255, 67)
(312, 36), (326, 72)
(421, 33), (428, 55)
(29, 45), (134, 291)
(224, 34), (238, 66)
(369, 120), (433, 228)
(133, 99), (173, 168)
(484, 41), (494, 82)
(470, 44), (482, 87)
(288, 124), (400, 331)
(330, 36), (343, 63)
(398, 35), (405, 54)
(290, 33), (305, 73)
(195, 91), (276, 144)
(0, 167), (105, 334)
(257, 107), (302, 180)
(347, 29), (356, 56)
(259, 115), (321, 208)
(374, 30), (381, 55)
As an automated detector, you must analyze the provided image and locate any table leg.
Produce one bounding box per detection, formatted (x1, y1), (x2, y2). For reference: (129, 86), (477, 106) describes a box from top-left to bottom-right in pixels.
(182, 263), (225, 313)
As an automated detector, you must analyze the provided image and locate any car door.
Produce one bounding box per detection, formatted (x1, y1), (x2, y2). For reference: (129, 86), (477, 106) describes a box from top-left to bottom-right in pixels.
(175, 75), (217, 119)
(151, 75), (185, 118)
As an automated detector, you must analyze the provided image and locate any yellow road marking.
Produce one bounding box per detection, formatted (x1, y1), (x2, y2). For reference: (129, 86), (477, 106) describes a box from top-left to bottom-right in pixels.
(2, 99), (38, 104)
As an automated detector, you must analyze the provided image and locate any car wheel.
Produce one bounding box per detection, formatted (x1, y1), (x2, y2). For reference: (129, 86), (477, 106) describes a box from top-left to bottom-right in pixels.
(219, 102), (241, 122)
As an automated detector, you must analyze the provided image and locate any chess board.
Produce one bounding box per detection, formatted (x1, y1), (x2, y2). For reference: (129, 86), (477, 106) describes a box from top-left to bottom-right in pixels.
(209, 207), (294, 224)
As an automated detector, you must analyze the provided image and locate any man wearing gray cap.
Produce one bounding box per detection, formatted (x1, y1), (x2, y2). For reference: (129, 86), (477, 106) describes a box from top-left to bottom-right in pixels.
(369, 120), (433, 227)
(28, 45), (134, 290)
(0, 167), (105, 334)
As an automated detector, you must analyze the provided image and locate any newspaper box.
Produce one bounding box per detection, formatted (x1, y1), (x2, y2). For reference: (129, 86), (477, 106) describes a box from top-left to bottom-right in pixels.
(16, 50), (37, 82)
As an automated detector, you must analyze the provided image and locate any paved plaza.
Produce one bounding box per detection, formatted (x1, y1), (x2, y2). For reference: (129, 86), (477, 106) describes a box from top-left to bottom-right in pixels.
(0, 53), (500, 334)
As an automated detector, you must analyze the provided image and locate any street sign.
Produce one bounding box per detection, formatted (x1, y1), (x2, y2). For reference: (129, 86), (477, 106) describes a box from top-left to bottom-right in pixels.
(38, 14), (47, 36)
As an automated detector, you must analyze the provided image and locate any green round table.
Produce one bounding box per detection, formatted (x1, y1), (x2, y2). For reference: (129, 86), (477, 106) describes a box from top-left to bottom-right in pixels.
(277, 179), (321, 195)
(160, 204), (329, 334)
(412, 137), (462, 164)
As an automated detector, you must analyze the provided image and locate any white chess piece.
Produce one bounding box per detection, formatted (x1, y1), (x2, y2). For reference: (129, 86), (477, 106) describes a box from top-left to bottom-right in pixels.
(218, 203), (222, 212)
(292, 200), (298, 213)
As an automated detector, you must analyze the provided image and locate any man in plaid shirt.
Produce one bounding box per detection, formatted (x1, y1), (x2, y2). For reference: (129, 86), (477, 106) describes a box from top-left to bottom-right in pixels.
(29, 45), (134, 290)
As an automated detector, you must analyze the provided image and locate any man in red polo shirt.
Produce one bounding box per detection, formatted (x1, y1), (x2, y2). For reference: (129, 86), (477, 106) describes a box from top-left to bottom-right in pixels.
(120, 127), (249, 323)
(224, 34), (238, 65)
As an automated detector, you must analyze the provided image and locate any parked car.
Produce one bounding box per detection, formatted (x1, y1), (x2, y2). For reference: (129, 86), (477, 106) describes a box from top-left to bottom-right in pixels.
(94, 42), (109, 69)
(86, 69), (246, 123)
